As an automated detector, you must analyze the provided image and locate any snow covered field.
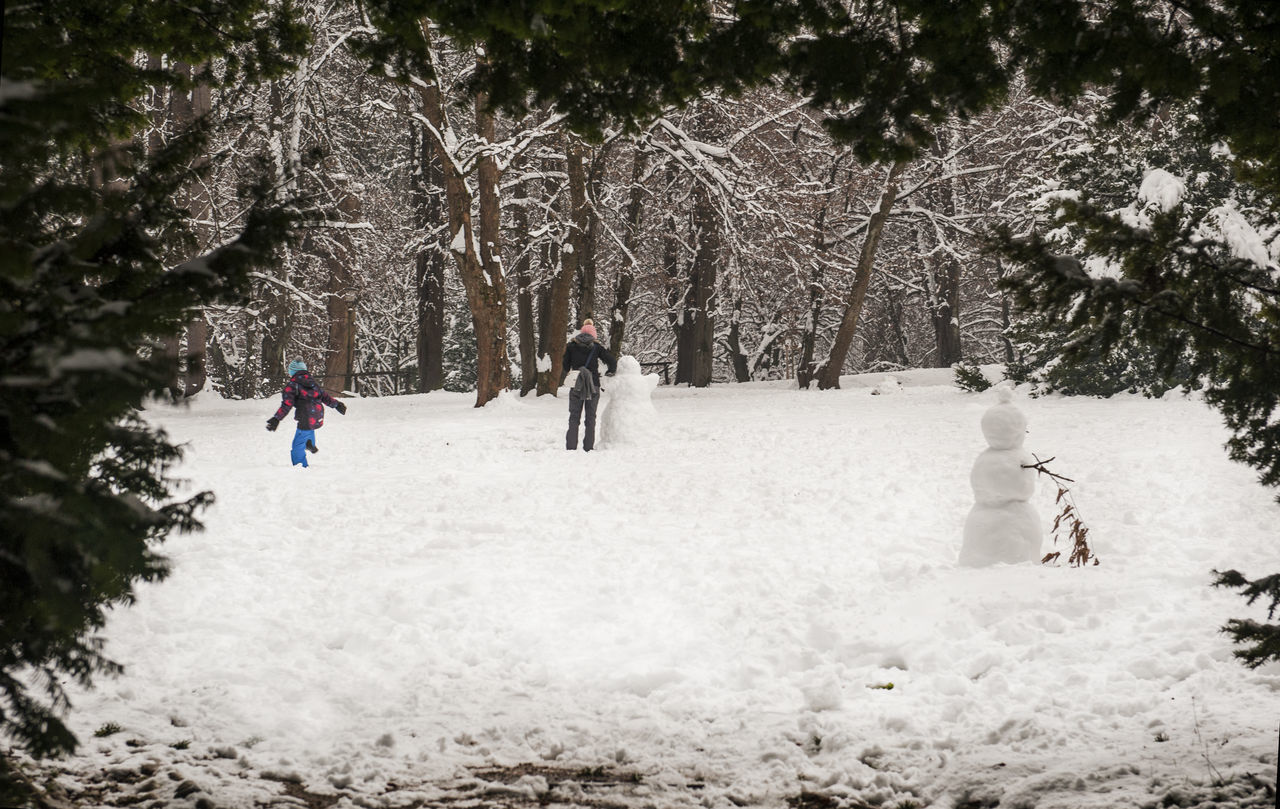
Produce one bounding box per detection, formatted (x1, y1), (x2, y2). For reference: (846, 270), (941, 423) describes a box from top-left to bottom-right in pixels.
(43, 370), (1280, 807)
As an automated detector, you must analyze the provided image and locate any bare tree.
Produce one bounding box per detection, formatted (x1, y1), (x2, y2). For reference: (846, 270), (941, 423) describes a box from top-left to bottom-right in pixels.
(170, 0), (1094, 404)
(816, 159), (910, 390)
(412, 117), (448, 391)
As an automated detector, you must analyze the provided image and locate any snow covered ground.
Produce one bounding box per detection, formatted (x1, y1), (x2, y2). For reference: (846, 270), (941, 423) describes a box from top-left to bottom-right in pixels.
(38, 369), (1280, 807)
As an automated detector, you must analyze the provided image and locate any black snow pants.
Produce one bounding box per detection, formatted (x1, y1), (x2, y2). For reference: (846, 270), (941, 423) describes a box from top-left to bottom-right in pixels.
(566, 387), (601, 451)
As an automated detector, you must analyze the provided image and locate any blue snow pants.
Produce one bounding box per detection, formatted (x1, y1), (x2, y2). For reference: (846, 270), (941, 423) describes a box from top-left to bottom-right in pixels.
(291, 428), (316, 467)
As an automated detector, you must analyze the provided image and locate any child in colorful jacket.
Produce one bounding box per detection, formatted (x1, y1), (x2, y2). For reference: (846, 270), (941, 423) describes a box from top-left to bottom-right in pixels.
(266, 359), (347, 467)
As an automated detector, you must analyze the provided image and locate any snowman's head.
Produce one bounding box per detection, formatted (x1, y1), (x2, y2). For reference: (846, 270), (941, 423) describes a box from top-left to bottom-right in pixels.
(980, 386), (1027, 450)
(617, 355), (642, 376)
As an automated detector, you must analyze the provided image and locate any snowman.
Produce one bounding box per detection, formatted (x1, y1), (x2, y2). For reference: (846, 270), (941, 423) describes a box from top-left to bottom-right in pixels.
(958, 385), (1042, 567)
(598, 355), (660, 448)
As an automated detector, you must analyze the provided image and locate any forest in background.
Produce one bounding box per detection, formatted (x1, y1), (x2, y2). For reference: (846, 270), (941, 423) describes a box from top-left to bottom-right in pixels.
(153, 1), (1097, 403)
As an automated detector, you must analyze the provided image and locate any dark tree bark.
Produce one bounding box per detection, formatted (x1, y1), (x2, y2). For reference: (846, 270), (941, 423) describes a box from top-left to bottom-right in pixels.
(184, 318), (208, 396)
(566, 137), (590, 323)
(259, 298), (290, 389)
(512, 179), (538, 395)
(324, 158), (360, 394)
(881, 283), (912, 367)
(412, 122), (446, 392)
(817, 159), (909, 390)
(609, 147), (647, 357)
(146, 60), (213, 399)
(415, 45), (510, 406)
(575, 143), (601, 325)
(534, 160), (564, 395)
(931, 255), (963, 367)
(997, 257), (1016, 364)
(797, 210), (828, 389)
(928, 138), (964, 367)
(686, 183), (719, 387)
(259, 77), (294, 394)
(471, 80), (512, 403)
(536, 136), (581, 396)
(666, 209), (693, 386)
(182, 74), (212, 396)
(154, 60), (190, 399)
(727, 295), (751, 382)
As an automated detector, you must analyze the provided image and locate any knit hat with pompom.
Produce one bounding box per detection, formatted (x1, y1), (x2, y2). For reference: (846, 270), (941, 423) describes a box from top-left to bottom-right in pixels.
(580, 319), (597, 339)
(287, 359), (307, 376)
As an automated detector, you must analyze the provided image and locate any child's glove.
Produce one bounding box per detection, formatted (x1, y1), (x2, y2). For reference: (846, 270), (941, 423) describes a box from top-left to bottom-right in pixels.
(266, 417), (279, 432)
(334, 401), (347, 415)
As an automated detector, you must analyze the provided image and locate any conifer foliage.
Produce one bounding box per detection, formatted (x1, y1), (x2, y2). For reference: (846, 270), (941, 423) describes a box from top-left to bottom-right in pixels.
(1212, 571), (1280, 669)
(997, 108), (1280, 663)
(0, 0), (306, 758)
(1000, 107), (1220, 398)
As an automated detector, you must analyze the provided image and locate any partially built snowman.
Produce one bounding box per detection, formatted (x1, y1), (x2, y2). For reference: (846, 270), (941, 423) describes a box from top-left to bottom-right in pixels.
(959, 385), (1043, 567)
(599, 355), (660, 448)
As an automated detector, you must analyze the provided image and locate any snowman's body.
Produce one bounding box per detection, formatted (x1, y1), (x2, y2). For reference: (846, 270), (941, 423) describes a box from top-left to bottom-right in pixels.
(599, 355), (660, 448)
(959, 387), (1042, 567)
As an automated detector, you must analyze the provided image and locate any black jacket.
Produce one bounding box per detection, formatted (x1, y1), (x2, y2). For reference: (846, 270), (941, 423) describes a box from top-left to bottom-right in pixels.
(559, 334), (617, 387)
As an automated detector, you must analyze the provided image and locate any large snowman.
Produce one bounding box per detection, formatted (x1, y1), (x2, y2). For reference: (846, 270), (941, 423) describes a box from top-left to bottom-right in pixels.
(958, 385), (1042, 567)
(599, 355), (660, 448)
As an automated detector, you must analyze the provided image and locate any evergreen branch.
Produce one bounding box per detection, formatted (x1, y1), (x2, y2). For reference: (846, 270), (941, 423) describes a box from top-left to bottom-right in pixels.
(1213, 570), (1280, 619)
(1211, 570), (1280, 668)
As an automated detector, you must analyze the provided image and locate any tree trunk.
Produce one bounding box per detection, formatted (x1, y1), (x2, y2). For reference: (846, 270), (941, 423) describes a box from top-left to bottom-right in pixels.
(688, 183), (719, 387)
(157, 60), (191, 399)
(816, 159), (909, 390)
(997, 257), (1016, 364)
(156, 336), (181, 400)
(512, 179), (538, 395)
(797, 263), (824, 388)
(928, 141), (963, 367)
(535, 137), (580, 396)
(534, 163), (562, 395)
(412, 122), (446, 392)
(609, 147), (647, 357)
(470, 79), (511, 403)
(575, 142), (599, 325)
(182, 73), (212, 397)
(325, 159), (360, 395)
(415, 43), (510, 406)
(184, 318), (208, 396)
(885, 284), (911, 367)
(567, 136), (590, 323)
(797, 209), (828, 389)
(727, 295), (751, 382)
(157, 60), (213, 400)
(666, 209), (693, 386)
(259, 302), (289, 390)
(259, 76), (295, 394)
(931, 257), (963, 367)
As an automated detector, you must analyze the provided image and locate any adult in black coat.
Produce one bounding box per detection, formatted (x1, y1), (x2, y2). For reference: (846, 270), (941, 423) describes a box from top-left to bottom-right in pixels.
(558, 319), (617, 451)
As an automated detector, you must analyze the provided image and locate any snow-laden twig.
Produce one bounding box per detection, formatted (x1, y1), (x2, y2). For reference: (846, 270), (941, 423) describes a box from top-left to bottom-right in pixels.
(247, 271), (327, 311)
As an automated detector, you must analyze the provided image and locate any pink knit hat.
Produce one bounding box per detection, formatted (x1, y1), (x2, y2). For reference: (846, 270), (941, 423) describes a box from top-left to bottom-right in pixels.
(580, 319), (597, 339)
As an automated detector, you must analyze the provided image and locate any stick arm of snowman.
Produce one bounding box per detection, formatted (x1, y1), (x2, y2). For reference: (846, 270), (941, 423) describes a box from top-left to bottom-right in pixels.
(1021, 453), (1075, 484)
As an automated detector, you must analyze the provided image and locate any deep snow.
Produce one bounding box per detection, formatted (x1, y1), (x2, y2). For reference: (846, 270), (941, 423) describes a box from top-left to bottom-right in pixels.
(37, 369), (1280, 807)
